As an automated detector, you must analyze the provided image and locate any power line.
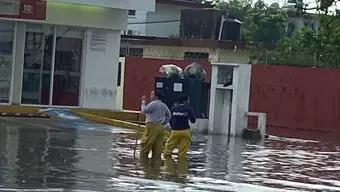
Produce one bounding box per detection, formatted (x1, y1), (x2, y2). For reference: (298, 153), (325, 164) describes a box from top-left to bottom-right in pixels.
(128, 20), (181, 25)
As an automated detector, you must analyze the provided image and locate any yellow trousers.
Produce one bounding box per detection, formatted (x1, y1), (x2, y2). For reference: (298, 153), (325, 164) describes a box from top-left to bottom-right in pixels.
(140, 122), (164, 160)
(164, 129), (191, 158)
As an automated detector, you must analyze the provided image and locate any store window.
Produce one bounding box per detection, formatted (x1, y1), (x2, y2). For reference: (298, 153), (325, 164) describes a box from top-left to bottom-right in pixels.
(52, 27), (83, 106)
(21, 24), (83, 106)
(0, 22), (14, 103)
(21, 24), (54, 105)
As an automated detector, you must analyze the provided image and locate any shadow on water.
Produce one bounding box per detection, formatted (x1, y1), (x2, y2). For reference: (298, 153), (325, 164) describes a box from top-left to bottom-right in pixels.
(0, 117), (340, 191)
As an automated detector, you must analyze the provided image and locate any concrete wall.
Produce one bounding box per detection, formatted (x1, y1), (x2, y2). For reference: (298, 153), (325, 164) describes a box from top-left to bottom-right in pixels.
(11, 23), (25, 105)
(1, 2), (129, 30)
(81, 29), (121, 110)
(145, 3), (184, 38)
(142, 45), (251, 64)
(208, 63), (252, 136)
(235, 64), (252, 136)
(46, 3), (127, 30)
(215, 49), (250, 64)
(116, 57), (125, 111)
(50, 0), (155, 11)
(127, 3), (192, 37)
(127, 11), (148, 36)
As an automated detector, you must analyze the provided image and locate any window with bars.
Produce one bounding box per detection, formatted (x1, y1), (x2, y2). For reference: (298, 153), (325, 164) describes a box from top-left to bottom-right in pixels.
(184, 52), (209, 60)
(128, 10), (136, 16)
(120, 47), (144, 57)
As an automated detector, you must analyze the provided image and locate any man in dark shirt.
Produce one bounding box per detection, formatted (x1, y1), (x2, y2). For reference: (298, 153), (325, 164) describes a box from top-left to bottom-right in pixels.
(163, 95), (196, 159)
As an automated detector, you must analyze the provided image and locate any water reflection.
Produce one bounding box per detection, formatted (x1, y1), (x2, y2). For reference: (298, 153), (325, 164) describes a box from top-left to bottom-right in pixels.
(0, 118), (339, 192)
(164, 157), (189, 183)
(0, 119), (79, 190)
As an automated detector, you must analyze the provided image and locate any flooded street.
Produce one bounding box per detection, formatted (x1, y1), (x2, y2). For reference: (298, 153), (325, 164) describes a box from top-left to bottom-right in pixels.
(0, 117), (340, 192)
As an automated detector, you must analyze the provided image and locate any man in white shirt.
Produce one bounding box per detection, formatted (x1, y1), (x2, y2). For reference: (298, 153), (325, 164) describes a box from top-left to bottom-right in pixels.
(140, 91), (171, 161)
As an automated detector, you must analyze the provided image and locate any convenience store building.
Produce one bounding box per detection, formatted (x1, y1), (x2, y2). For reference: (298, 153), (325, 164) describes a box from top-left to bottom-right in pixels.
(0, 0), (154, 110)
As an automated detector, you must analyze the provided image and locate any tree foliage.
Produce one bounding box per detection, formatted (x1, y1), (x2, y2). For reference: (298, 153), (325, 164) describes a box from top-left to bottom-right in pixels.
(212, 0), (289, 43)
(205, 0), (340, 67)
(266, 14), (340, 67)
(262, 0), (340, 67)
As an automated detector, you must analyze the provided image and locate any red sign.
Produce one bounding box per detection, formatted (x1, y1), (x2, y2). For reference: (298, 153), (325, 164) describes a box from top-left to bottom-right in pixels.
(0, 0), (46, 20)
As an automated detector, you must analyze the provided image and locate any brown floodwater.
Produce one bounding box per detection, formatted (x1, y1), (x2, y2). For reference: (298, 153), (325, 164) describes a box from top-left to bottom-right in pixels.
(0, 116), (339, 192)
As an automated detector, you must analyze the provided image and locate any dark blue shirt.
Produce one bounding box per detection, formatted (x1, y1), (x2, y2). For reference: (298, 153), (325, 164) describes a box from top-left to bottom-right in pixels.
(170, 104), (196, 130)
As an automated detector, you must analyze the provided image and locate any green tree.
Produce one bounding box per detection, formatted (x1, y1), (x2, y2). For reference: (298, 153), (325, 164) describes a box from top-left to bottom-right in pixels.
(210, 0), (288, 43)
(214, 0), (252, 20)
(243, 1), (288, 43)
(263, 0), (340, 67)
(264, 14), (340, 67)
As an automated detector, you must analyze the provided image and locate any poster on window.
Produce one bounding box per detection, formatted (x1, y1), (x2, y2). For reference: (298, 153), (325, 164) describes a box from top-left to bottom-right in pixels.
(0, 0), (46, 20)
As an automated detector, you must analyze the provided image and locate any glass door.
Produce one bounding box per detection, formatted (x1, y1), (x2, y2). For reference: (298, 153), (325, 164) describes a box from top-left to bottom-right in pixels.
(21, 24), (54, 105)
(0, 22), (14, 103)
(52, 27), (83, 106)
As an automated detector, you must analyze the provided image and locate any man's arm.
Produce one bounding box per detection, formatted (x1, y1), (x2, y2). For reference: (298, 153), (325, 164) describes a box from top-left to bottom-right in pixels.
(189, 108), (196, 124)
(162, 105), (172, 125)
(141, 101), (154, 114)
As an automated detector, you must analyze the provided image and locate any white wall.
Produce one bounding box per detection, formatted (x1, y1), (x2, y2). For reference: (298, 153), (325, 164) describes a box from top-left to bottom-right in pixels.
(46, 3), (127, 30)
(50, 0), (155, 12)
(208, 63), (252, 136)
(145, 3), (184, 38)
(235, 64), (252, 136)
(81, 29), (121, 110)
(11, 23), (25, 105)
(116, 57), (125, 111)
(127, 10), (148, 36)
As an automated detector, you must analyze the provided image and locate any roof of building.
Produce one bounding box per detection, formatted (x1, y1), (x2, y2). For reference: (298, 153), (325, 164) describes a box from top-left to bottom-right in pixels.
(156, 0), (213, 8)
(121, 35), (252, 50)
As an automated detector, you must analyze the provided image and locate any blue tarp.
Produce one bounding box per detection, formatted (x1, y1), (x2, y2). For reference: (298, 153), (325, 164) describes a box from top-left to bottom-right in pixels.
(40, 108), (130, 133)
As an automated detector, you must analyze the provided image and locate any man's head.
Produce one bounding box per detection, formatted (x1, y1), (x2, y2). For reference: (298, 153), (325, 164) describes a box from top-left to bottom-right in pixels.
(150, 90), (155, 101)
(155, 90), (165, 101)
(177, 95), (189, 104)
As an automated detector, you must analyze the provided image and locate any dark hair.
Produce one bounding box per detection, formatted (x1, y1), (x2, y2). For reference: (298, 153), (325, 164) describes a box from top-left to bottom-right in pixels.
(177, 95), (189, 104)
(155, 90), (165, 101)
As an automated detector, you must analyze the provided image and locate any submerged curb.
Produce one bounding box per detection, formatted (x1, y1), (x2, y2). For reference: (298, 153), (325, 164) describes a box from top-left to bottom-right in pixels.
(0, 106), (49, 118)
(0, 112), (49, 118)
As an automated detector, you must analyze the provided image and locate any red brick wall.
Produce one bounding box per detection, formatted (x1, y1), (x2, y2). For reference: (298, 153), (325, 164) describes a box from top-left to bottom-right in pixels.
(123, 56), (212, 110)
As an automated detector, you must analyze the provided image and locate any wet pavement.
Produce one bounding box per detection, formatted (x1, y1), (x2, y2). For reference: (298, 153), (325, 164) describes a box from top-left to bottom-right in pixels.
(0, 116), (340, 192)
